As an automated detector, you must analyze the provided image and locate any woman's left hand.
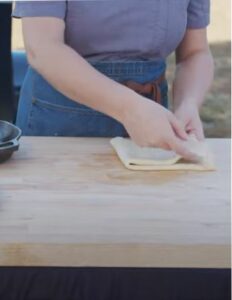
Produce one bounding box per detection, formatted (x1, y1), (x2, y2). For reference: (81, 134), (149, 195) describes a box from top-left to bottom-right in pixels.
(174, 101), (205, 141)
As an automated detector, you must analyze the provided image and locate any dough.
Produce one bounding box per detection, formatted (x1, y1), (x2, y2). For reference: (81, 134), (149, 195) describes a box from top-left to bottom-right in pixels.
(110, 134), (216, 171)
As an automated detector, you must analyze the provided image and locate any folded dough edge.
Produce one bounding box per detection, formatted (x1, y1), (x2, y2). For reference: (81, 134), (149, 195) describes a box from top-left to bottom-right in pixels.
(110, 137), (216, 171)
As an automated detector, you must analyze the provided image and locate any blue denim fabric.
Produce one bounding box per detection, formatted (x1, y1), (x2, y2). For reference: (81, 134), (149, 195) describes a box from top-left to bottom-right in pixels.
(16, 60), (168, 137)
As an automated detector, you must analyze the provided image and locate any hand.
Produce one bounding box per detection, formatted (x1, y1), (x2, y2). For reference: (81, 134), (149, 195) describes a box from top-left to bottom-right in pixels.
(122, 97), (200, 161)
(174, 101), (205, 141)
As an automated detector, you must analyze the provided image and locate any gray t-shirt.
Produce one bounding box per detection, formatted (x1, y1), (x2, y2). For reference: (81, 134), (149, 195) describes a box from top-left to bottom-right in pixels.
(13, 0), (210, 62)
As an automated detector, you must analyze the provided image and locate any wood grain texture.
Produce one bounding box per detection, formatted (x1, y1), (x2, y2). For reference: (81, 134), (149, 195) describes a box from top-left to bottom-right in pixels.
(0, 137), (230, 268)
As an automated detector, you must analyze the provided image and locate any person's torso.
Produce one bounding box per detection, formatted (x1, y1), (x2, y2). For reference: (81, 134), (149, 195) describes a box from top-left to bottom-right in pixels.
(65, 0), (190, 62)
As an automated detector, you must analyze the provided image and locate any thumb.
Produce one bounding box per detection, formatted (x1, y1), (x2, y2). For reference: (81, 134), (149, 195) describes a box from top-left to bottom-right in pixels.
(188, 128), (205, 141)
(168, 113), (188, 140)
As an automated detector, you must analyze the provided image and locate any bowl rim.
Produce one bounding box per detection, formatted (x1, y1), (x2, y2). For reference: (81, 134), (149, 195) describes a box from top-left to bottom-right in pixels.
(0, 120), (22, 142)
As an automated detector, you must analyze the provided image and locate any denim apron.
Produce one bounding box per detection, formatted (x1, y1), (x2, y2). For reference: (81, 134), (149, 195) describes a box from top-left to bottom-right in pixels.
(16, 60), (168, 137)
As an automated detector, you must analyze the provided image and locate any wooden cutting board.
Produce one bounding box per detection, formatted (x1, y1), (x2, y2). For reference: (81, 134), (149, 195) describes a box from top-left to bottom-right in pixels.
(0, 137), (230, 268)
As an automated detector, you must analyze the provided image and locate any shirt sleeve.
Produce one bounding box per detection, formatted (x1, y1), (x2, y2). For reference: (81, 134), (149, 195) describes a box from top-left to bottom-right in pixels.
(187, 0), (210, 29)
(12, 1), (66, 20)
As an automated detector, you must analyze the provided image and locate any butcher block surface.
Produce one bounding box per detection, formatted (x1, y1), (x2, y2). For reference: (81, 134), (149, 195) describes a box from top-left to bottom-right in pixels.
(0, 137), (230, 268)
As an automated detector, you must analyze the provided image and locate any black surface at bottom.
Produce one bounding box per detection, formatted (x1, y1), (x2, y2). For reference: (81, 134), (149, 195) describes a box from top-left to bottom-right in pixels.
(0, 267), (230, 300)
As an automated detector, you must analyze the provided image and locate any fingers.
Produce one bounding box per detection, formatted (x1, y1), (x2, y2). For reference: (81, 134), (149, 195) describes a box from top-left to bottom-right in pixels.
(188, 128), (205, 141)
(168, 113), (188, 140)
(168, 135), (200, 162)
(186, 120), (205, 141)
(193, 120), (205, 141)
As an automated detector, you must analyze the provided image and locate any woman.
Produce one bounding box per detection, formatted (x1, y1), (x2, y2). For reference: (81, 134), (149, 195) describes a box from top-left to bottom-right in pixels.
(13, 0), (213, 161)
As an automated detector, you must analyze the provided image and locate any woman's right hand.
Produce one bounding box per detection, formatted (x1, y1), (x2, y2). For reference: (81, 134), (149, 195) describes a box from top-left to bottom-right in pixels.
(122, 96), (199, 161)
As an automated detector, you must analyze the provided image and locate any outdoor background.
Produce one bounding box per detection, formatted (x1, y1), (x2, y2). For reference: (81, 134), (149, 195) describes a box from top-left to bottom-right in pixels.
(11, 1), (231, 138)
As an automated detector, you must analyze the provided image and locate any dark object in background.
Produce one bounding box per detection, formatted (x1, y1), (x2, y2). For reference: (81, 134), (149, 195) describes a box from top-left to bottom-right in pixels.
(0, 2), (14, 122)
(0, 120), (21, 163)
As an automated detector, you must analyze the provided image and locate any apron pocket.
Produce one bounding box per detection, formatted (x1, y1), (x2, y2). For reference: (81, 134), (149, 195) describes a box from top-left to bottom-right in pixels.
(27, 69), (127, 137)
(27, 96), (127, 137)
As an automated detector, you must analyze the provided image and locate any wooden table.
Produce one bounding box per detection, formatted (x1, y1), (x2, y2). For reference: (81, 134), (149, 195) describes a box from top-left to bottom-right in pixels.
(0, 137), (230, 268)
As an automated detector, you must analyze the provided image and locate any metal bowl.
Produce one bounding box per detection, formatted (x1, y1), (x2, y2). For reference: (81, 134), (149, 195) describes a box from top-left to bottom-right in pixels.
(0, 120), (22, 163)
